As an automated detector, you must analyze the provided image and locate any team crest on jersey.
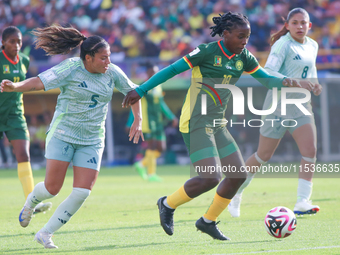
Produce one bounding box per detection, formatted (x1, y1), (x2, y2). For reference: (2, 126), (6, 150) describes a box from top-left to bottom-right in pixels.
(205, 127), (214, 134)
(213, 56), (222, 67)
(3, 65), (10, 74)
(235, 60), (243, 71)
(107, 78), (113, 88)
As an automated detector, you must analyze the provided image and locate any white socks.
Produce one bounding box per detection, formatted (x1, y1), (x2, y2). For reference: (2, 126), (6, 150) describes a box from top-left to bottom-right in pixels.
(44, 188), (91, 234)
(26, 182), (54, 208)
(297, 178), (312, 202)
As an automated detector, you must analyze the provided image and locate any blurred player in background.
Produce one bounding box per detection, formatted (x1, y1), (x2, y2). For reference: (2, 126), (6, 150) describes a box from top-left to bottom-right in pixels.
(122, 12), (309, 240)
(228, 8), (322, 218)
(0, 26), (52, 213)
(1, 24), (143, 249)
(126, 62), (178, 182)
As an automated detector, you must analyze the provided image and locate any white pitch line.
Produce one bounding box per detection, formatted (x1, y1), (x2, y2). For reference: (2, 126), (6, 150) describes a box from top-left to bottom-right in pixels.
(213, 245), (340, 255)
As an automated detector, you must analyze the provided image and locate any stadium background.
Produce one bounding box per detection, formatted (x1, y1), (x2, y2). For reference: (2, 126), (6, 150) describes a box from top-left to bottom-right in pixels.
(0, 0), (339, 167)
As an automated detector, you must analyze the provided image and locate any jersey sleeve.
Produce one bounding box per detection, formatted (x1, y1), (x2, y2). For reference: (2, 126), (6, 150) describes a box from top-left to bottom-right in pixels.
(243, 49), (260, 74)
(110, 64), (137, 95)
(263, 39), (288, 78)
(38, 58), (77, 91)
(183, 44), (207, 69)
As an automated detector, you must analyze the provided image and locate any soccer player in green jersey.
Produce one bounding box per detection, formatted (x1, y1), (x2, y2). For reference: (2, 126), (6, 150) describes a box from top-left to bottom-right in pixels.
(126, 62), (178, 182)
(0, 26), (52, 214)
(228, 8), (322, 218)
(122, 12), (310, 240)
(1, 25), (143, 249)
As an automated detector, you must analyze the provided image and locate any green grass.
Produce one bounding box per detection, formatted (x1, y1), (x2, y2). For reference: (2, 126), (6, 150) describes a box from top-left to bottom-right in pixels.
(0, 165), (339, 254)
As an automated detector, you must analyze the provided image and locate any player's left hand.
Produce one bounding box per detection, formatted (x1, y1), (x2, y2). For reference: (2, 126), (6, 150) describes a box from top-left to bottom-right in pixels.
(122, 90), (141, 108)
(129, 119), (144, 144)
(0, 79), (16, 92)
(312, 83), (322, 96)
(282, 78), (302, 88)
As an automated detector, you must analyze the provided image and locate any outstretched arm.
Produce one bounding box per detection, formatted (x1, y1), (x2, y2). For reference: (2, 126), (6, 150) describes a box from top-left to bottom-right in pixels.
(122, 58), (190, 107)
(0, 77), (44, 93)
(129, 100), (144, 144)
(250, 67), (305, 90)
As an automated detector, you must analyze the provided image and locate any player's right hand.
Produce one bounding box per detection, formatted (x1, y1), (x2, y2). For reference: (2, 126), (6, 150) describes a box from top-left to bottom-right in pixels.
(0, 79), (15, 93)
(122, 90), (141, 108)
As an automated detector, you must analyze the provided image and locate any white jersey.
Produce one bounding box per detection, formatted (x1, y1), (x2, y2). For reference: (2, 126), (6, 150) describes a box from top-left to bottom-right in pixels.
(262, 32), (319, 118)
(38, 57), (137, 145)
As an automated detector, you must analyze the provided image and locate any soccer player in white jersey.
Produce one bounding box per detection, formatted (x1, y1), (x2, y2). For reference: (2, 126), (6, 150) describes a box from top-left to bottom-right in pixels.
(0, 25), (143, 249)
(228, 8), (323, 217)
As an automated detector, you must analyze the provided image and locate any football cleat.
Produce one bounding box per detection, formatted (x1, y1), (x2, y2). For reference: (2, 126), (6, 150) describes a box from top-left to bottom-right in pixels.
(294, 200), (320, 215)
(228, 193), (242, 217)
(195, 217), (230, 241)
(134, 161), (148, 180)
(157, 196), (175, 235)
(19, 205), (35, 227)
(34, 229), (58, 249)
(148, 174), (163, 182)
(34, 202), (52, 214)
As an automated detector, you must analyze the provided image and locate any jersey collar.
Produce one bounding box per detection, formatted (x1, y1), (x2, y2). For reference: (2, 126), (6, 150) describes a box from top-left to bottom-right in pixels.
(218, 40), (236, 59)
(2, 51), (19, 65)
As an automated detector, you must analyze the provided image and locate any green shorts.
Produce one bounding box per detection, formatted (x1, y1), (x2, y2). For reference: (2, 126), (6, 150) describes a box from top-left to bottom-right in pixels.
(0, 114), (29, 141)
(182, 126), (239, 163)
(260, 114), (315, 139)
(0, 127), (29, 141)
(45, 135), (104, 171)
(144, 119), (165, 141)
(144, 129), (166, 141)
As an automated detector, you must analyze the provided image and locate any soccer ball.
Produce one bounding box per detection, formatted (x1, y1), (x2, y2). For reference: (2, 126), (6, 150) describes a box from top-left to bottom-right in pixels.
(264, 206), (297, 238)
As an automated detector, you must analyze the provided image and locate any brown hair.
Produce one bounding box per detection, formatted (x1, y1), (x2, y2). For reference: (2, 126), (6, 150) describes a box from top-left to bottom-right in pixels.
(32, 24), (108, 60)
(269, 8), (309, 46)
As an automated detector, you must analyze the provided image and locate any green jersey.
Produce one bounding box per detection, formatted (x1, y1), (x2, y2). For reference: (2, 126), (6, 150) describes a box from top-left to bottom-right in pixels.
(263, 32), (318, 118)
(38, 57), (137, 145)
(180, 40), (260, 132)
(0, 51), (29, 131)
(126, 85), (175, 133)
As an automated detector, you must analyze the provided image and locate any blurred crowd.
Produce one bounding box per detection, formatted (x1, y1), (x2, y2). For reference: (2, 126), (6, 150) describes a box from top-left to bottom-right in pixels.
(1, 0), (340, 66)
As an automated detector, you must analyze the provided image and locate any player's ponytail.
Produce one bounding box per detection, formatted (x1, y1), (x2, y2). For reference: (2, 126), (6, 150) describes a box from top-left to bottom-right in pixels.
(32, 24), (109, 60)
(32, 25), (87, 55)
(269, 8), (309, 46)
(210, 12), (249, 37)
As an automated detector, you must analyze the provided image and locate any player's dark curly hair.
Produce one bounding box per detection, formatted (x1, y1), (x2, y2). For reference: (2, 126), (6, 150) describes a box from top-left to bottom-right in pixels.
(32, 24), (108, 60)
(210, 12), (250, 37)
(1, 26), (21, 50)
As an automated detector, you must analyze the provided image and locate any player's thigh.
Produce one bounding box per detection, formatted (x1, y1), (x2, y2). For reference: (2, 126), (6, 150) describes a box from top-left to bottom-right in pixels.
(256, 134), (281, 161)
(6, 127), (30, 161)
(182, 128), (221, 179)
(291, 115), (317, 156)
(45, 136), (74, 194)
(214, 127), (245, 178)
(45, 159), (70, 195)
(73, 166), (99, 190)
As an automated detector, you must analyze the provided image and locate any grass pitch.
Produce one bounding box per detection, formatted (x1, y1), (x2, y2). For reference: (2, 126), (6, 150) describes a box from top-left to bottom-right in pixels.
(0, 165), (339, 254)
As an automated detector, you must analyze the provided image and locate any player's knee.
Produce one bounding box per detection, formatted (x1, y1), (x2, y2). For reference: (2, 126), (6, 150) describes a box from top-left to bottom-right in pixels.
(15, 150), (30, 163)
(301, 144), (317, 158)
(202, 177), (220, 190)
(256, 151), (271, 163)
(44, 182), (62, 196)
